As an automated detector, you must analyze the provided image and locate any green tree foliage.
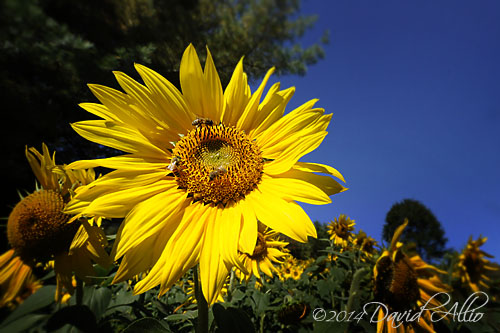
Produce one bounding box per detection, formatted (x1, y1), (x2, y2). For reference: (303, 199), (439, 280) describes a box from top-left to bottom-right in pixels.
(0, 0), (327, 222)
(382, 198), (448, 262)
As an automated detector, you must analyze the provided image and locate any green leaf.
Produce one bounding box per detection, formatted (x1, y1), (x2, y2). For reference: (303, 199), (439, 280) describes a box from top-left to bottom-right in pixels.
(252, 290), (270, 317)
(122, 317), (170, 333)
(82, 286), (112, 320)
(0, 285), (56, 327)
(212, 304), (254, 333)
(0, 314), (48, 332)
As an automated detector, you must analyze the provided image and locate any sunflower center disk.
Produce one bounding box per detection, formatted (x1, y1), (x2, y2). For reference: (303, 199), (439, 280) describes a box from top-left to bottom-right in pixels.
(7, 190), (79, 263)
(172, 123), (263, 205)
(375, 253), (420, 312)
(249, 233), (268, 261)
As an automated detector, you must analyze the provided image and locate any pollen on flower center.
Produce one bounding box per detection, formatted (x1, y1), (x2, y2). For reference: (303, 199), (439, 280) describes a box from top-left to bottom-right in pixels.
(172, 122), (263, 204)
(7, 190), (79, 263)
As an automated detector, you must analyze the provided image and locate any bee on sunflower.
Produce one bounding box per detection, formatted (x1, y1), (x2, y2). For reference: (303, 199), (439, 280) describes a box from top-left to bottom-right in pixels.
(64, 44), (347, 304)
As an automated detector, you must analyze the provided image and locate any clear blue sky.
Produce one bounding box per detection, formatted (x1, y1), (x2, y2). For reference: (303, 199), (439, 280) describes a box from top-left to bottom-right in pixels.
(274, 0), (500, 257)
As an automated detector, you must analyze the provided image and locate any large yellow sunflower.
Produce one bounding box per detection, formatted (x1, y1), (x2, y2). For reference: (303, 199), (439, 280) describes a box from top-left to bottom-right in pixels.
(457, 236), (499, 293)
(373, 220), (451, 333)
(65, 44), (346, 305)
(5, 144), (110, 301)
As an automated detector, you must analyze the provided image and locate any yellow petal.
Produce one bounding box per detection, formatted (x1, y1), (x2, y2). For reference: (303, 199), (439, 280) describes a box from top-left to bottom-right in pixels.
(250, 87), (295, 138)
(259, 174), (332, 205)
(238, 201), (258, 254)
(272, 166), (346, 197)
(71, 120), (168, 159)
(203, 47), (224, 122)
(115, 188), (189, 259)
(134, 63), (194, 131)
(66, 154), (169, 171)
(390, 220), (408, 251)
(263, 131), (327, 175)
(200, 208), (231, 305)
(134, 203), (208, 295)
(236, 67), (275, 133)
(180, 44), (211, 119)
(246, 190), (316, 242)
(222, 57), (251, 125)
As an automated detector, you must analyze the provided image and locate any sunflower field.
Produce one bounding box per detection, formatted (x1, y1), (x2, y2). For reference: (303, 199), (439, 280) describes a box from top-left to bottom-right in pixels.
(1, 45), (500, 333)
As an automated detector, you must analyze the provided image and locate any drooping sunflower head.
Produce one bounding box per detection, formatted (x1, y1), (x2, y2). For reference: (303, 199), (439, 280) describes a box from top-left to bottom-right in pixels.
(8, 144), (109, 302)
(8, 145), (98, 263)
(327, 214), (355, 248)
(354, 229), (378, 260)
(236, 224), (288, 281)
(457, 236), (499, 292)
(373, 220), (450, 333)
(7, 189), (78, 263)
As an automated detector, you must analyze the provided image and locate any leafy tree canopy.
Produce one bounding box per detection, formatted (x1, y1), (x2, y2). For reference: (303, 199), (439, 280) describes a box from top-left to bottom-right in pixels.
(383, 198), (448, 262)
(0, 0), (327, 222)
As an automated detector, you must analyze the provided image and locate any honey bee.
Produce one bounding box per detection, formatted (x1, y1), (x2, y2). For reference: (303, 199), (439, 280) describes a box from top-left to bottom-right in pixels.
(209, 166), (227, 181)
(167, 156), (180, 172)
(192, 117), (214, 127)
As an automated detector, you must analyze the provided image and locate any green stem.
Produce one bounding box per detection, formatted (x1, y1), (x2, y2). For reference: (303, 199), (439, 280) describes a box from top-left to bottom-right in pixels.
(227, 269), (235, 302)
(76, 277), (83, 306)
(194, 266), (209, 333)
(345, 267), (368, 314)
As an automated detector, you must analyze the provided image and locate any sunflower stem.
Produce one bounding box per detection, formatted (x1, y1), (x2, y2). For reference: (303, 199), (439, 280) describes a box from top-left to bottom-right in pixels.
(194, 266), (209, 333)
(227, 269), (235, 302)
(76, 277), (83, 306)
(345, 267), (368, 314)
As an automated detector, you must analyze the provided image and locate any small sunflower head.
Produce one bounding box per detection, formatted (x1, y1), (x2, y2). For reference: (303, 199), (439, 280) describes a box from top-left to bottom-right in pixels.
(237, 226), (288, 281)
(354, 229), (378, 259)
(457, 236), (499, 292)
(7, 190), (79, 263)
(279, 256), (305, 281)
(327, 214), (355, 247)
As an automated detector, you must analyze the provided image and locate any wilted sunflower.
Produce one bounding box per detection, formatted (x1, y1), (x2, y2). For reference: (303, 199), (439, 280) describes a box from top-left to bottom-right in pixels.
(373, 220), (451, 333)
(236, 224), (288, 282)
(327, 214), (355, 248)
(65, 44), (346, 304)
(457, 236), (499, 292)
(354, 229), (378, 260)
(5, 144), (110, 301)
(0, 250), (42, 308)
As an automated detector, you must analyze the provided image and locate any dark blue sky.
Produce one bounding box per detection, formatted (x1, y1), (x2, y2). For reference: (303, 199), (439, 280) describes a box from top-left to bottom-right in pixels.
(274, 0), (500, 256)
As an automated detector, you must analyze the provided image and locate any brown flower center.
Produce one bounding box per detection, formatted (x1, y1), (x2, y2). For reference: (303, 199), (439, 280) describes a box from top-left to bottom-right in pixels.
(7, 190), (79, 263)
(374, 251), (420, 312)
(171, 122), (263, 204)
(249, 232), (268, 261)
